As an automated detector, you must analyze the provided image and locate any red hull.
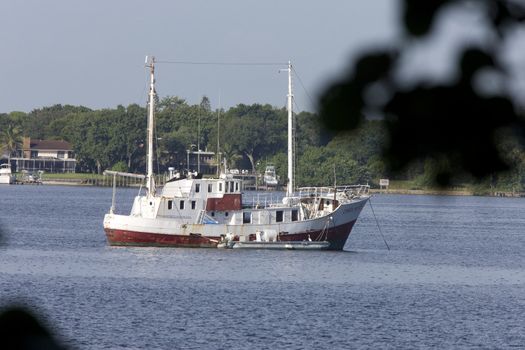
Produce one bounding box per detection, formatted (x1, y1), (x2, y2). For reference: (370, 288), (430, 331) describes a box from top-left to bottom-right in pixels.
(105, 228), (220, 248)
(104, 220), (356, 251)
(278, 221), (356, 251)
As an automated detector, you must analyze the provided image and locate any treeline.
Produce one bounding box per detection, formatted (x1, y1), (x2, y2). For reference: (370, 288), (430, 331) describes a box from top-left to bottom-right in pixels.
(1, 97), (524, 191)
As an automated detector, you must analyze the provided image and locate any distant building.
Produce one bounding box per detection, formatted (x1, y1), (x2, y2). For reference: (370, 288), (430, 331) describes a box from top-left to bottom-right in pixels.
(10, 137), (76, 173)
(186, 150), (217, 175)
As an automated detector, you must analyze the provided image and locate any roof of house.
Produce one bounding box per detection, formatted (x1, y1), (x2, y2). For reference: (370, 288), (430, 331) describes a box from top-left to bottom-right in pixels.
(30, 140), (73, 151)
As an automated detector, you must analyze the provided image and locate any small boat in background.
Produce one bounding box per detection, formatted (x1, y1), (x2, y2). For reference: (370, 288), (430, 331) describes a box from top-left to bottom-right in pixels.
(19, 170), (43, 185)
(0, 163), (15, 184)
(263, 165), (279, 187)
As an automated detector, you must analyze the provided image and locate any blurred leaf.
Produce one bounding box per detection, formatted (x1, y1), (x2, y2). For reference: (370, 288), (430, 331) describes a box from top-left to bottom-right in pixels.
(354, 51), (395, 85)
(402, 0), (451, 36)
(319, 50), (394, 131)
(0, 307), (67, 349)
(320, 2), (525, 185)
(318, 81), (364, 130)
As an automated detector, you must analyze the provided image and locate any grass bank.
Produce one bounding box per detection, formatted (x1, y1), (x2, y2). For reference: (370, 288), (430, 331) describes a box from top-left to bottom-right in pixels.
(373, 180), (524, 197)
(19, 173), (524, 196)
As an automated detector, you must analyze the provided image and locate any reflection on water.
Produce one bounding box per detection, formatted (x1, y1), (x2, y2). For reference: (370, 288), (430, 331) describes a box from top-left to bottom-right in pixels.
(1, 186), (524, 349)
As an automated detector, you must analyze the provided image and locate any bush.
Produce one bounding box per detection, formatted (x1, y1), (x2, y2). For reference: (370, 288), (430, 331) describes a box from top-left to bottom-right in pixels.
(111, 161), (128, 172)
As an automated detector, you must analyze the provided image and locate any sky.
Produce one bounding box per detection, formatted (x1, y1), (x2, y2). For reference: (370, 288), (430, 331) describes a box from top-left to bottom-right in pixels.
(0, 0), (398, 113)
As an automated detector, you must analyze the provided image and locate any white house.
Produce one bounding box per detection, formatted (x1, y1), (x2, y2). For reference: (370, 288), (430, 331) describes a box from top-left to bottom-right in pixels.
(10, 137), (76, 173)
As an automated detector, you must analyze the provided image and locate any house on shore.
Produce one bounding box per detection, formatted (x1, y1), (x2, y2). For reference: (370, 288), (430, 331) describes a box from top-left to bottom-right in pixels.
(10, 137), (76, 173)
(186, 149), (217, 175)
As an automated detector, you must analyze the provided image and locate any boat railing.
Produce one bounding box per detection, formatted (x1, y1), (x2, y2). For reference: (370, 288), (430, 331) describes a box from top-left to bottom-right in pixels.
(244, 193), (287, 209)
(241, 185), (369, 210)
(297, 185), (370, 199)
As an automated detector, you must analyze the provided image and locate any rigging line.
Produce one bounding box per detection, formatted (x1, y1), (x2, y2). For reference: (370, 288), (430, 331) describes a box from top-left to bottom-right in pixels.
(155, 130), (161, 176)
(156, 60), (287, 66)
(319, 217), (331, 241)
(139, 72), (149, 106)
(368, 197), (390, 251)
(291, 66), (316, 108)
(293, 100), (302, 113)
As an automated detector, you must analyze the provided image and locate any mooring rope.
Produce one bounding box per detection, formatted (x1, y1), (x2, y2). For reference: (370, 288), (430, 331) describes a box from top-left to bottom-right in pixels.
(368, 197), (390, 251)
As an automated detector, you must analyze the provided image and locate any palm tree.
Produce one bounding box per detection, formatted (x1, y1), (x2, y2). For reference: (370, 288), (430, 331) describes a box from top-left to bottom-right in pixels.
(0, 124), (22, 162)
(221, 143), (241, 171)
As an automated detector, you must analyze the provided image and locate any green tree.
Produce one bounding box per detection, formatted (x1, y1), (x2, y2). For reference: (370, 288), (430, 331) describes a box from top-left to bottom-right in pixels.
(26, 104), (91, 140)
(295, 111), (331, 152)
(0, 124), (22, 162)
(200, 95), (211, 113)
(222, 104), (286, 171)
(121, 104), (147, 172)
(63, 109), (118, 173)
(296, 146), (334, 186)
(221, 143), (242, 170)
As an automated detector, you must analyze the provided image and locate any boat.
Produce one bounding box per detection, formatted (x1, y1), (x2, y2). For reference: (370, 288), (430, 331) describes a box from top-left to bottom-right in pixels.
(216, 231), (330, 250)
(103, 57), (370, 251)
(263, 165), (278, 187)
(220, 240), (331, 250)
(0, 163), (15, 184)
(19, 170), (43, 185)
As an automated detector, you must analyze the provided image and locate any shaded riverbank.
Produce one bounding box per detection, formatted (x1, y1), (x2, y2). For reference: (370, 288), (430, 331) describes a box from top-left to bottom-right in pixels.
(370, 188), (525, 197)
(7, 172), (524, 197)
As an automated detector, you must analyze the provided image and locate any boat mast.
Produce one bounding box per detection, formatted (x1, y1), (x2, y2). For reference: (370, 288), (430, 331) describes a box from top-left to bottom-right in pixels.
(217, 96), (221, 177)
(286, 61), (294, 197)
(145, 56), (156, 196)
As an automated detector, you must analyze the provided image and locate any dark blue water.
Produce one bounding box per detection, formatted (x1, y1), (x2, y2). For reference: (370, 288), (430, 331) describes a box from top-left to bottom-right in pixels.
(1, 185), (524, 349)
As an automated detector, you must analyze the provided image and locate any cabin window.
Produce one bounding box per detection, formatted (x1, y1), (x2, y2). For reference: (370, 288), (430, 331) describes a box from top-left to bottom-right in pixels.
(211, 212), (215, 217)
(225, 182), (229, 193)
(191, 201), (196, 210)
(168, 200), (173, 210)
(243, 212), (251, 224)
(180, 201), (185, 210)
(230, 182), (234, 193)
(291, 209), (298, 222)
(208, 184), (212, 192)
(225, 212), (229, 217)
(195, 184), (200, 193)
(235, 182), (239, 191)
(219, 183), (223, 192)
(276, 210), (283, 223)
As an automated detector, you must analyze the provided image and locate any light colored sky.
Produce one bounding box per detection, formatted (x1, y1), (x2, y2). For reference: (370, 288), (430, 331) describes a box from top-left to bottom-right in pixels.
(0, 0), (397, 113)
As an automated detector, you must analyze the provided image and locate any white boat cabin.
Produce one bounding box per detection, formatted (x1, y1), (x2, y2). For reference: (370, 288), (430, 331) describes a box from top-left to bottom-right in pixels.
(129, 173), (345, 227)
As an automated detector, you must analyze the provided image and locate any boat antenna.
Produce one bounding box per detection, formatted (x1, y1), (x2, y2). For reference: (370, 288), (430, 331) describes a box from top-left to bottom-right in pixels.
(280, 61), (294, 197)
(145, 55), (156, 196)
(333, 164), (337, 202)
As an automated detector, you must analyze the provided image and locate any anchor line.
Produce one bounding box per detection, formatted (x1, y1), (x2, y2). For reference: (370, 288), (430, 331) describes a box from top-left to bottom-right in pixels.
(368, 196), (390, 250)
(319, 216), (332, 241)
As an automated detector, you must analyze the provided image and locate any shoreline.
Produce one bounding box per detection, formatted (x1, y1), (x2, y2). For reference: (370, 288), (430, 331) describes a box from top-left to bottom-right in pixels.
(369, 188), (473, 196)
(370, 188), (525, 197)
(10, 179), (520, 198)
